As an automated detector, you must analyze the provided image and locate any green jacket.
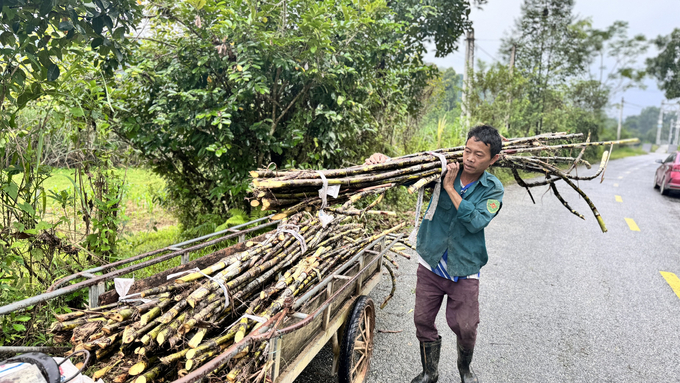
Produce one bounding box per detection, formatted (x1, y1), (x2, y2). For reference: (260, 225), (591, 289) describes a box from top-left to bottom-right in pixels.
(416, 170), (504, 276)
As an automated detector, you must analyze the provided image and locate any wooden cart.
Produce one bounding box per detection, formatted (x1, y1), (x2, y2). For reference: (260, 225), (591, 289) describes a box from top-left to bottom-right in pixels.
(262, 233), (401, 383)
(171, 232), (402, 383)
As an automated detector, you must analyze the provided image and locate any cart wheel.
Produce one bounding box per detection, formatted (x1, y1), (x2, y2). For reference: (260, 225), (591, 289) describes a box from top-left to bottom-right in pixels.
(338, 295), (375, 383)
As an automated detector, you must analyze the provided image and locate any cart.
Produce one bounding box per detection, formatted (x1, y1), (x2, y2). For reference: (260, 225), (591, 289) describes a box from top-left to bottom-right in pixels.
(260, 232), (401, 383)
(167, 232), (402, 383)
(0, 216), (401, 383)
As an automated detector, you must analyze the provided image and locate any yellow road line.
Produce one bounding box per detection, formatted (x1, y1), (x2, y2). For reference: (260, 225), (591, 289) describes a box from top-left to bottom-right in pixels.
(625, 218), (640, 231)
(613, 183), (619, 187)
(615, 195), (623, 202)
(660, 271), (680, 300)
(618, 176), (623, 179)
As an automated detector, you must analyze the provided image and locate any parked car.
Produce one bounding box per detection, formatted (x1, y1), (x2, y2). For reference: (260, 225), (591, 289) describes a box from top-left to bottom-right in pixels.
(654, 151), (680, 195)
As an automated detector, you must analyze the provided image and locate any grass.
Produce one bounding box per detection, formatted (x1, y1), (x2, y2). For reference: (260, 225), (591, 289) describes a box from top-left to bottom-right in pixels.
(41, 167), (178, 237)
(608, 146), (647, 160)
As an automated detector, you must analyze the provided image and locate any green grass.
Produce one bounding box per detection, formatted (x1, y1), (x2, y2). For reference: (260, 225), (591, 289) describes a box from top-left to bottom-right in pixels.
(40, 167), (178, 235)
(608, 146), (647, 160)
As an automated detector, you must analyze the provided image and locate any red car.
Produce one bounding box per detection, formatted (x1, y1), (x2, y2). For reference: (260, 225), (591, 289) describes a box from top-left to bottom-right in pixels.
(654, 151), (680, 195)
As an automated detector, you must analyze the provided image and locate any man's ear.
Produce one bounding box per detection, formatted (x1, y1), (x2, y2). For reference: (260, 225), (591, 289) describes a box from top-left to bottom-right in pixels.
(489, 154), (500, 166)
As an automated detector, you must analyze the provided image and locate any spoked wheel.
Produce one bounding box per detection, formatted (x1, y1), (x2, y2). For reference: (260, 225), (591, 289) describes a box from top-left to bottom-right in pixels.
(338, 295), (375, 383)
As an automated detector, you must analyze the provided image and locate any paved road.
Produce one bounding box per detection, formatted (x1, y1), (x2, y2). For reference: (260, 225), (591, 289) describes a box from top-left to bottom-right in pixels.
(296, 152), (680, 383)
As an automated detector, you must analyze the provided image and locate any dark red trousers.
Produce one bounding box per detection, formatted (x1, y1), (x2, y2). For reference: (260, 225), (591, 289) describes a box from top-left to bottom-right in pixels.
(414, 264), (480, 350)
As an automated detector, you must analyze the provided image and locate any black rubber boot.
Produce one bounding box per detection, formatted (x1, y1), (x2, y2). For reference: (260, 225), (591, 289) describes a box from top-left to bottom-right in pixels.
(457, 342), (479, 383)
(411, 337), (441, 383)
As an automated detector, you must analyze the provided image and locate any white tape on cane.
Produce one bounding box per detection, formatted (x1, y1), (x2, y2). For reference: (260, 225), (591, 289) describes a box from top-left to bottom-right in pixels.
(166, 268), (230, 311)
(407, 187), (425, 245)
(243, 314), (268, 323)
(115, 278), (153, 303)
(316, 171), (336, 227)
(262, 224), (308, 254)
(422, 152), (448, 221)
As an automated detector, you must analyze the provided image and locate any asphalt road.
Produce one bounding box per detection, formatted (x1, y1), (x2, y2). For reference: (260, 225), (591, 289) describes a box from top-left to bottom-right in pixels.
(295, 152), (680, 383)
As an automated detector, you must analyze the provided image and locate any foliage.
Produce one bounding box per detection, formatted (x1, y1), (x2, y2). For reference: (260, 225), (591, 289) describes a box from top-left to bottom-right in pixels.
(585, 21), (647, 96)
(500, 0), (593, 133)
(646, 28), (680, 100)
(0, 0), (142, 342)
(390, 0), (480, 58)
(622, 106), (675, 143)
(0, 0), (142, 126)
(117, 0), (474, 229)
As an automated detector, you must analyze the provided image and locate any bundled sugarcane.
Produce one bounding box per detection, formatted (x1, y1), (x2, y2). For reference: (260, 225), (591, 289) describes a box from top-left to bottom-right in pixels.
(249, 132), (639, 233)
(49, 213), (403, 383)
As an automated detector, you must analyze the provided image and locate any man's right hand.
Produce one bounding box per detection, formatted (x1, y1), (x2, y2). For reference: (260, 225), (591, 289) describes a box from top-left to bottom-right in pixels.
(364, 153), (390, 165)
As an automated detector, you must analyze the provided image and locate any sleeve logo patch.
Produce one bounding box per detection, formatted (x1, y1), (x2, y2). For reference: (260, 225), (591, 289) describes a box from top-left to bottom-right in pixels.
(487, 199), (500, 214)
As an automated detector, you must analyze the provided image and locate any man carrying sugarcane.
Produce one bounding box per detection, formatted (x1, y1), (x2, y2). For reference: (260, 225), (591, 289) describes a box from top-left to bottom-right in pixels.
(366, 125), (503, 383)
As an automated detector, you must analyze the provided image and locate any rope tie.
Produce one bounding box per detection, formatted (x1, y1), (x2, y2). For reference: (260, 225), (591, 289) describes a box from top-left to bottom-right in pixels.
(407, 152), (448, 245)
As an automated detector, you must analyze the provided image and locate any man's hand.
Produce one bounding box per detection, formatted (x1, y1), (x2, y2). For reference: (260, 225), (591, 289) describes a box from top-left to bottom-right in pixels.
(442, 162), (460, 192)
(364, 153), (390, 165)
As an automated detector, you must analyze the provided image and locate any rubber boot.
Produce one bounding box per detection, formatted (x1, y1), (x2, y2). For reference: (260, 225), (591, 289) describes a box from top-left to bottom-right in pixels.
(457, 342), (479, 383)
(411, 336), (441, 383)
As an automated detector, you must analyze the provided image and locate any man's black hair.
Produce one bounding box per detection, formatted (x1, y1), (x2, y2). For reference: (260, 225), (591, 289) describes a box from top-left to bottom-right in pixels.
(467, 124), (502, 157)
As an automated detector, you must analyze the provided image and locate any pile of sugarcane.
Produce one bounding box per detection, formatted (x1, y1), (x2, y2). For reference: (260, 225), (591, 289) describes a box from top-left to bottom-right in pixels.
(249, 132), (639, 233)
(49, 214), (404, 383)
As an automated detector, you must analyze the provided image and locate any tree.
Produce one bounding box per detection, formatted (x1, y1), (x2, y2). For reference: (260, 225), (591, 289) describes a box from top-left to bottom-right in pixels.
(623, 106), (675, 143)
(500, 0), (591, 133)
(585, 20), (647, 96)
(647, 28), (680, 100)
(0, 0), (142, 128)
(390, 0), (482, 58)
(117, 0), (475, 229)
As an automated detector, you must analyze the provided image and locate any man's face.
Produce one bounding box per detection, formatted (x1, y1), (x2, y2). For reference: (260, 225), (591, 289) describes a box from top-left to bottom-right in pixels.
(462, 137), (499, 176)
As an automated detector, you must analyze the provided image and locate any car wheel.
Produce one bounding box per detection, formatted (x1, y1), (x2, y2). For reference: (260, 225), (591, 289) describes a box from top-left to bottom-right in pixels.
(661, 177), (670, 196)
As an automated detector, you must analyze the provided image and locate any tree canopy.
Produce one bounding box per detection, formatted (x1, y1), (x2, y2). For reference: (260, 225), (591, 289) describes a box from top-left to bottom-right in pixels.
(0, 0), (141, 127)
(647, 28), (680, 100)
(117, 0), (475, 228)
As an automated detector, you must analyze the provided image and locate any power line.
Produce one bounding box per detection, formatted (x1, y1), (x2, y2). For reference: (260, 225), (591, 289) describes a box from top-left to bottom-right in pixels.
(625, 101), (649, 109)
(476, 43), (499, 63)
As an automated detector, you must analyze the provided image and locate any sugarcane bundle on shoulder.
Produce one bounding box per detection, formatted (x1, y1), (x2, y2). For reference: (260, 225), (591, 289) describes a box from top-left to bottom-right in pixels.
(250, 131), (638, 233)
(49, 214), (404, 383)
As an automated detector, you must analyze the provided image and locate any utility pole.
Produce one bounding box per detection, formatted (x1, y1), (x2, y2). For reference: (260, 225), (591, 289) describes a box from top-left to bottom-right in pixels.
(675, 112), (680, 145)
(616, 97), (624, 140)
(462, 28), (474, 131)
(669, 117), (676, 146)
(656, 101), (665, 145)
(504, 44), (516, 132)
(668, 112), (675, 145)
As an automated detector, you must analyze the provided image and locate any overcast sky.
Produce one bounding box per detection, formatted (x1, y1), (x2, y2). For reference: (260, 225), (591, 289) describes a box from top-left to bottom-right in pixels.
(423, 0), (680, 119)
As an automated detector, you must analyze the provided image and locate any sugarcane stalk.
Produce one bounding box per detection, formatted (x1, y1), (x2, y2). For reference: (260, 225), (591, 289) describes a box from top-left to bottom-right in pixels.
(156, 311), (187, 345)
(391, 248), (411, 260)
(134, 364), (165, 383)
(380, 261), (396, 309)
(92, 359), (121, 379)
(129, 357), (158, 376)
(102, 320), (131, 335)
(550, 182), (585, 220)
(383, 253), (399, 269)
(139, 284), (184, 298)
(50, 317), (108, 332)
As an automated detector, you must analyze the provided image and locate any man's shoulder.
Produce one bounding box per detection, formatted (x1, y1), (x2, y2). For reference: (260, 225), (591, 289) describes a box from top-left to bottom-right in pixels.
(483, 171), (504, 193)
